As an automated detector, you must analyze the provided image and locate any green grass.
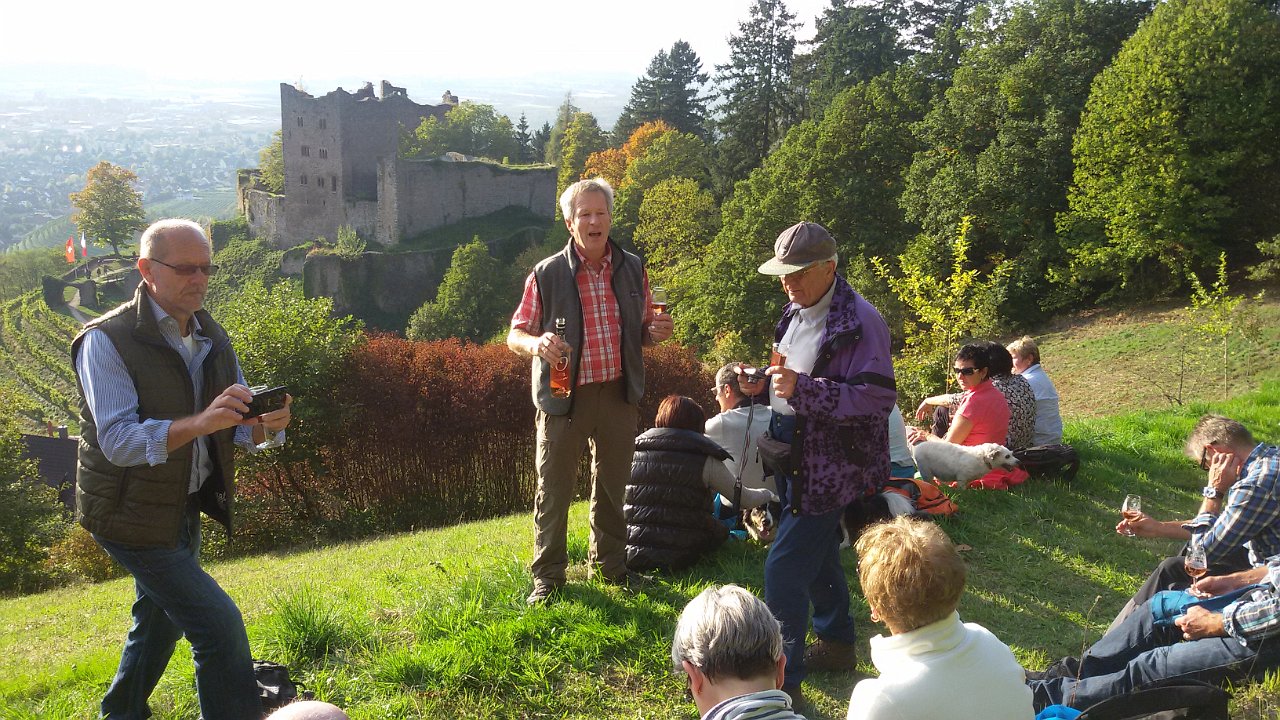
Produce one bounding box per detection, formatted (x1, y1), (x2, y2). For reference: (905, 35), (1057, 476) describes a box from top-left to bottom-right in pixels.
(3, 383), (1280, 718)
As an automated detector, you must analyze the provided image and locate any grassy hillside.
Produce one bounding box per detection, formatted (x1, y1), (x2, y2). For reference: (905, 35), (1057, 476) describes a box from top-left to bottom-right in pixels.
(2, 384), (1278, 718)
(6, 190), (239, 254)
(0, 291), (81, 433)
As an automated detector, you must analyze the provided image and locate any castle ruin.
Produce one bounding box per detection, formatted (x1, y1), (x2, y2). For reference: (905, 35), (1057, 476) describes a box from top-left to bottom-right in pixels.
(240, 80), (555, 248)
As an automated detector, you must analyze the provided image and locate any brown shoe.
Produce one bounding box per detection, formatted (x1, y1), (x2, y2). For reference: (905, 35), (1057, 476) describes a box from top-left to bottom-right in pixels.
(782, 684), (806, 712)
(526, 579), (563, 606)
(804, 637), (858, 672)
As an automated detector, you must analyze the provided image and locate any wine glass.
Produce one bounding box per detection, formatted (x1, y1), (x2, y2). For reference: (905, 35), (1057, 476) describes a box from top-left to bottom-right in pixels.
(249, 385), (287, 451)
(1121, 494), (1141, 537)
(651, 286), (668, 314)
(1185, 542), (1208, 581)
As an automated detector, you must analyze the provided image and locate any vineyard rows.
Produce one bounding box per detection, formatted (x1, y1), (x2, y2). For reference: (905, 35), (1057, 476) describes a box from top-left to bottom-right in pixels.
(0, 291), (81, 432)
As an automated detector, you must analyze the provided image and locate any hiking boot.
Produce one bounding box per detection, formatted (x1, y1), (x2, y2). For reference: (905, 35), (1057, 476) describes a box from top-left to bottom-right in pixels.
(782, 684), (806, 712)
(526, 579), (563, 606)
(804, 637), (858, 672)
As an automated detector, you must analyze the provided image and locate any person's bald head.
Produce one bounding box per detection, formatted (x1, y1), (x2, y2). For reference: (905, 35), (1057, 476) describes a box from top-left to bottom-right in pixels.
(264, 701), (350, 720)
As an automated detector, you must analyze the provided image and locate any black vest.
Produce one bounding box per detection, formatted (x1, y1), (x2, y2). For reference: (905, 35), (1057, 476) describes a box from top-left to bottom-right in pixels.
(530, 238), (646, 414)
(72, 282), (239, 547)
(624, 428), (731, 571)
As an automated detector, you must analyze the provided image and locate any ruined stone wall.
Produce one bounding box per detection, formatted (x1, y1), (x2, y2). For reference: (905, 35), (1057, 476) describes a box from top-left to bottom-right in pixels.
(243, 189), (287, 248)
(383, 159), (556, 242)
(303, 250), (447, 331)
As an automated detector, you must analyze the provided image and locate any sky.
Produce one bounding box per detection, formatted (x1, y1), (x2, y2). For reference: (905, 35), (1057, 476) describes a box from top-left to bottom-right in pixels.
(2, 0), (833, 114)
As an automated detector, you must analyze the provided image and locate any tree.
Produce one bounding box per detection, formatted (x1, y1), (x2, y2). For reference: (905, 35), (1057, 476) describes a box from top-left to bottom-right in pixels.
(544, 93), (580, 166)
(69, 161), (146, 256)
(900, 0), (1151, 324)
(1058, 0), (1280, 301)
(258, 131), (284, 194)
(514, 113), (534, 163)
(406, 239), (507, 343)
(794, 0), (906, 116)
(531, 122), (553, 164)
(634, 178), (720, 342)
(713, 0), (801, 188)
(403, 101), (518, 162)
(556, 112), (608, 213)
(612, 130), (712, 245)
(0, 407), (64, 594)
(614, 41), (711, 141)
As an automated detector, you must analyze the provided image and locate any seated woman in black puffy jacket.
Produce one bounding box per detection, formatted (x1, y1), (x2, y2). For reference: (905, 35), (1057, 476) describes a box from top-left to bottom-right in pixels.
(625, 395), (776, 572)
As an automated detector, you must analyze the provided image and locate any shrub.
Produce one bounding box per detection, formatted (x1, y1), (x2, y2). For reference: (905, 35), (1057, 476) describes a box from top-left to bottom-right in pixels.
(43, 525), (123, 584)
(0, 410), (66, 595)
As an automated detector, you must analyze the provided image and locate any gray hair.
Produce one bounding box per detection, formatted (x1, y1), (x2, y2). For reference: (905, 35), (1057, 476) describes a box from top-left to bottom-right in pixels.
(1007, 335), (1040, 365)
(139, 218), (209, 259)
(1184, 414), (1254, 462)
(671, 584), (782, 682)
(715, 362), (743, 397)
(559, 177), (614, 219)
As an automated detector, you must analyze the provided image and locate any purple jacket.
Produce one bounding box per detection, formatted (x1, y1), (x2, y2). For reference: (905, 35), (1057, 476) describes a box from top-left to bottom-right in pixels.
(779, 276), (896, 515)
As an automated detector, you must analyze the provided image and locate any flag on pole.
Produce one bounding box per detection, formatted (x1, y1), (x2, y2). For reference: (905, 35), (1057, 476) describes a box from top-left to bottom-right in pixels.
(80, 232), (88, 258)
(65, 236), (75, 263)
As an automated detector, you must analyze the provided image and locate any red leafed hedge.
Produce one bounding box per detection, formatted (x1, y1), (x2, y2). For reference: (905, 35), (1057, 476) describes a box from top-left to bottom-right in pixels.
(234, 335), (715, 546)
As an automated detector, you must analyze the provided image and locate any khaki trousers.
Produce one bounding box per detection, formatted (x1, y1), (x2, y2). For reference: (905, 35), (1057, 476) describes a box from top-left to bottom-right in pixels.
(531, 379), (637, 583)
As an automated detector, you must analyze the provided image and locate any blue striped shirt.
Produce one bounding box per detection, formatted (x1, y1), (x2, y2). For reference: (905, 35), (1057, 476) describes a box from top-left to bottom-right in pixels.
(74, 295), (257, 493)
(1184, 443), (1280, 567)
(1221, 555), (1280, 646)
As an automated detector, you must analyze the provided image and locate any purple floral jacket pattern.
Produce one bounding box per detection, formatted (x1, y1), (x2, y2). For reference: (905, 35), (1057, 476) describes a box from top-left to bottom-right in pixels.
(779, 276), (897, 515)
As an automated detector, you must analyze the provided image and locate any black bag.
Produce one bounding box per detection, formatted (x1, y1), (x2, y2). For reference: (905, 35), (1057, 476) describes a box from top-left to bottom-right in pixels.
(254, 659), (313, 713)
(1013, 443), (1080, 481)
(1074, 678), (1230, 720)
(756, 432), (793, 479)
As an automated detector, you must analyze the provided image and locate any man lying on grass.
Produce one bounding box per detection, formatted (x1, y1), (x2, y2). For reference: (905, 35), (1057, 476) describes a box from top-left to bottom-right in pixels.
(1027, 554), (1280, 710)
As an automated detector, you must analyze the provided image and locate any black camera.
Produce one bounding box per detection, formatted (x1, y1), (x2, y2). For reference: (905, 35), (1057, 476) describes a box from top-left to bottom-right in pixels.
(740, 367), (768, 383)
(245, 385), (288, 418)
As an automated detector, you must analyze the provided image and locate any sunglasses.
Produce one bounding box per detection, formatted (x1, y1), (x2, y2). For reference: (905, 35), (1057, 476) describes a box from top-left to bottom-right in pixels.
(150, 258), (219, 276)
(953, 366), (980, 376)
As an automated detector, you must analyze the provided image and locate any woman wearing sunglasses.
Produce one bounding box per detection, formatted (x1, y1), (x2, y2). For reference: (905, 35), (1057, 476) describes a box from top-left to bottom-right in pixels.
(908, 344), (1028, 489)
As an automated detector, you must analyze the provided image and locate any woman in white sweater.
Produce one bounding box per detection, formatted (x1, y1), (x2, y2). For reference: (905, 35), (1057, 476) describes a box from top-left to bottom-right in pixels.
(847, 518), (1034, 720)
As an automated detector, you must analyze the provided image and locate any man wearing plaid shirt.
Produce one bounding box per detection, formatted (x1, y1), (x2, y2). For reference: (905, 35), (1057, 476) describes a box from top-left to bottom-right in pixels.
(508, 177), (673, 605)
(1027, 554), (1280, 710)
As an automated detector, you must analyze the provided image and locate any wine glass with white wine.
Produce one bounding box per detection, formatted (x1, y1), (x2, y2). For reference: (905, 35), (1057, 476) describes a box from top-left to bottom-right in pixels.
(1121, 494), (1142, 537)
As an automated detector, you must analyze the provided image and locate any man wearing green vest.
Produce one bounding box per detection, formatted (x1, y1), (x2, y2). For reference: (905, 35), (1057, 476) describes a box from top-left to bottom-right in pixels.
(72, 218), (292, 719)
(508, 177), (673, 605)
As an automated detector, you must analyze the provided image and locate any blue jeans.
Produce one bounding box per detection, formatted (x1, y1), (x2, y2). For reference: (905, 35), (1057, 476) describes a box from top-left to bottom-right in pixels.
(95, 503), (260, 720)
(764, 413), (858, 688)
(1031, 597), (1280, 710)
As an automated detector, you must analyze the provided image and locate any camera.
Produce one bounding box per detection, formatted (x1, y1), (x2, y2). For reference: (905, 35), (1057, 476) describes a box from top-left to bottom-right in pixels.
(740, 367), (767, 383)
(245, 385), (288, 418)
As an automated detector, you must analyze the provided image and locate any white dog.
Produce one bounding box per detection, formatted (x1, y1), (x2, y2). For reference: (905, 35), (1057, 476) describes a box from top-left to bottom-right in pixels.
(911, 441), (1019, 485)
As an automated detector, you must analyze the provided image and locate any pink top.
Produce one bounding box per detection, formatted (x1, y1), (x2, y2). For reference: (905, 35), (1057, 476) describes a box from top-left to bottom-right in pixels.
(955, 380), (1010, 447)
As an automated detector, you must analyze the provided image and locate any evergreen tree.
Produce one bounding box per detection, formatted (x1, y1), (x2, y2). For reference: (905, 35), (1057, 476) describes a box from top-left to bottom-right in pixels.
(514, 113), (534, 163)
(713, 0), (801, 189)
(614, 41), (711, 141)
(532, 122), (552, 163)
(794, 1), (906, 116)
(1058, 0), (1280, 300)
(556, 112), (608, 216)
(544, 93), (580, 166)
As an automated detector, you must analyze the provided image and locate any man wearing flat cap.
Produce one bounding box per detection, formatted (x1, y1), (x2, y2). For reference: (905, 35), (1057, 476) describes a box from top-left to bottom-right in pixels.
(738, 221), (897, 706)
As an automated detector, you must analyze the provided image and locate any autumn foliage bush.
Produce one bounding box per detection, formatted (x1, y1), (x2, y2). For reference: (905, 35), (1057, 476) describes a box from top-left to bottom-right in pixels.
(230, 335), (715, 551)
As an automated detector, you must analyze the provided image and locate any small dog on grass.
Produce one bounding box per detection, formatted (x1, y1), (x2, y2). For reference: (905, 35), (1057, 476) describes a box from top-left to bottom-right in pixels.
(912, 440), (1018, 486)
(742, 501), (781, 544)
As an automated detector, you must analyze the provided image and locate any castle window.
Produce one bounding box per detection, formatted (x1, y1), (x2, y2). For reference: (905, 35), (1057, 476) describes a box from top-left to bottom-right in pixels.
(318, 176), (326, 188)
(331, 175), (338, 192)
(300, 174), (307, 185)
(301, 145), (310, 157)
(296, 116), (304, 127)
(319, 148), (328, 159)
(319, 118), (327, 130)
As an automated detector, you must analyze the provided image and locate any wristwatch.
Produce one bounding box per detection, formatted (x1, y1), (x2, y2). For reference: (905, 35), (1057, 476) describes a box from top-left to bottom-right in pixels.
(1202, 486), (1224, 499)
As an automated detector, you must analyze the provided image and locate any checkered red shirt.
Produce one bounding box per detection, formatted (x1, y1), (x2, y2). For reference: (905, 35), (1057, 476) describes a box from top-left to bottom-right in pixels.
(511, 245), (653, 387)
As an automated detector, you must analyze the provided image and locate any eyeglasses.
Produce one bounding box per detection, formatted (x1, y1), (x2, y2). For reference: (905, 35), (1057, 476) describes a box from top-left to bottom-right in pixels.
(149, 258), (219, 276)
(1200, 446), (1211, 471)
(953, 366), (980, 376)
(781, 261), (828, 282)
